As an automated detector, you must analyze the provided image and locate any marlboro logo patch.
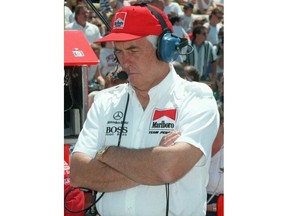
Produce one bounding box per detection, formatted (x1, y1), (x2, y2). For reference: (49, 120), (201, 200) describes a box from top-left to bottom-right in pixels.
(113, 12), (127, 29)
(149, 108), (177, 132)
(153, 109), (176, 121)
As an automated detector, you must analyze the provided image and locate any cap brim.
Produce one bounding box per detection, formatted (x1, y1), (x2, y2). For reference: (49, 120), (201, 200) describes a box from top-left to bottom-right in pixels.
(95, 33), (145, 43)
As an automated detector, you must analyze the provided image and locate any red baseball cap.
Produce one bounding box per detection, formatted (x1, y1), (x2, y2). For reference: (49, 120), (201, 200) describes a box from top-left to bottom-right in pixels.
(96, 4), (173, 42)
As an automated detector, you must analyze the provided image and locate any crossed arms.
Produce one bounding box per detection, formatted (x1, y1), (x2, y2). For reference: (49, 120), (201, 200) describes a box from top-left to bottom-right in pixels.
(70, 131), (203, 192)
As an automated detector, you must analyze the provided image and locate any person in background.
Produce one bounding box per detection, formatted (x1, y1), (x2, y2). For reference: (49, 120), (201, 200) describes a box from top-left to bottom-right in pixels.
(90, 17), (107, 37)
(169, 15), (190, 63)
(138, 0), (165, 10)
(88, 43), (105, 93)
(163, 0), (184, 17)
(67, 0), (88, 22)
(109, 0), (131, 15)
(104, 66), (129, 88)
(186, 25), (217, 81)
(100, 0), (113, 20)
(65, 4), (102, 44)
(194, 0), (217, 15)
(184, 65), (200, 82)
(172, 61), (186, 78)
(65, 0), (75, 12)
(70, 3), (219, 216)
(189, 15), (208, 40)
(201, 80), (219, 101)
(88, 65), (128, 110)
(203, 7), (224, 47)
(96, 38), (118, 77)
(64, 5), (73, 27)
(192, 15), (208, 29)
(169, 15), (190, 40)
(215, 26), (224, 74)
(87, 11), (97, 23)
(206, 101), (224, 216)
(214, 26), (224, 103)
(216, 72), (223, 103)
(180, 2), (194, 35)
(214, 0), (224, 11)
(130, 0), (165, 11)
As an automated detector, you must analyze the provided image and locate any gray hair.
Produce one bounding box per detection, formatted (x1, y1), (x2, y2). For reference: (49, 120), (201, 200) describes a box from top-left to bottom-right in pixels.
(146, 35), (158, 49)
(112, 35), (159, 49)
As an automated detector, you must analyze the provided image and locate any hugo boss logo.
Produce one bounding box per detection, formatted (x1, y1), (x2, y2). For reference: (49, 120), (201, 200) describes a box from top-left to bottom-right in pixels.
(106, 111), (129, 136)
(106, 126), (128, 135)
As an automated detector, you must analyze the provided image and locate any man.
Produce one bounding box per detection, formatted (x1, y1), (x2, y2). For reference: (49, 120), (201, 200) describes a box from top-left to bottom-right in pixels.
(163, 0), (184, 17)
(204, 8), (224, 47)
(64, 5), (73, 27)
(186, 25), (217, 81)
(180, 2), (194, 34)
(70, 4), (219, 216)
(65, 4), (102, 44)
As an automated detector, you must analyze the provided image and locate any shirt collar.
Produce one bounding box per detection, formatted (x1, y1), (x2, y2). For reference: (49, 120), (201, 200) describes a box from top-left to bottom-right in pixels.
(127, 63), (177, 99)
(75, 20), (87, 29)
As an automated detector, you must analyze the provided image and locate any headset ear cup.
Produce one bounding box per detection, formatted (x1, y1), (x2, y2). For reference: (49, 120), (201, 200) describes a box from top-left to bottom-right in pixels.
(157, 32), (181, 63)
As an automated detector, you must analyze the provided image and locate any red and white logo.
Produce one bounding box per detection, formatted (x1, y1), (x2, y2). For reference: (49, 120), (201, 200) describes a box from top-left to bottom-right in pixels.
(113, 12), (127, 29)
(150, 109), (177, 130)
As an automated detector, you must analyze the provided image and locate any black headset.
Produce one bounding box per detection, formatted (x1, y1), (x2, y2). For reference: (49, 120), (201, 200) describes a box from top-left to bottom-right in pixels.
(136, 3), (189, 62)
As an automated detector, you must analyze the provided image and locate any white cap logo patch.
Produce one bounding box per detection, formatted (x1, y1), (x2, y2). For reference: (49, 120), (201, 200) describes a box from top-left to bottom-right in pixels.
(113, 12), (127, 29)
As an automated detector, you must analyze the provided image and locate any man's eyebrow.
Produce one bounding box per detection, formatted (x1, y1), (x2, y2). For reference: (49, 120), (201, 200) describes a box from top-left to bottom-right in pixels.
(126, 45), (138, 50)
(115, 45), (139, 51)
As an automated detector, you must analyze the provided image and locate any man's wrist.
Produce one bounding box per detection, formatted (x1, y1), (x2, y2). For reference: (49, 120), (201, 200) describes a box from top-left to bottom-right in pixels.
(212, 203), (217, 212)
(96, 146), (111, 162)
(207, 203), (217, 212)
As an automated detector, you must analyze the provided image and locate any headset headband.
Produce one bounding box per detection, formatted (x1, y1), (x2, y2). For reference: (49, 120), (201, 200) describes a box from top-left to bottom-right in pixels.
(134, 2), (171, 33)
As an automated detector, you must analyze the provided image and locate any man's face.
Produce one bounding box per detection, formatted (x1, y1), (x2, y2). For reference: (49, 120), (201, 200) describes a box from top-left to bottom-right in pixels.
(114, 37), (161, 91)
(77, 8), (89, 23)
(197, 29), (208, 43)
(213, 13), (223, 23)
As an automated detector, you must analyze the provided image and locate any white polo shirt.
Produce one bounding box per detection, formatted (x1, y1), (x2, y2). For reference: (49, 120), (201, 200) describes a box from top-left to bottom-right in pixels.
(65, 21), (102, 44)
(73, 64), (219, 216)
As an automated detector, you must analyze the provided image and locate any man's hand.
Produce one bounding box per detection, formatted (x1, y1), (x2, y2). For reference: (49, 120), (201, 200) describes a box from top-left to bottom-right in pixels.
(159, 131), (181, 147)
